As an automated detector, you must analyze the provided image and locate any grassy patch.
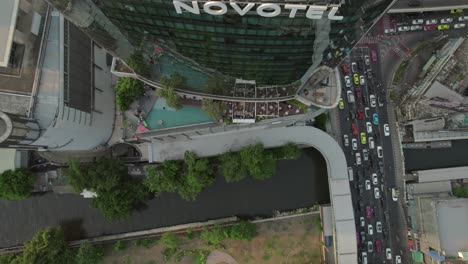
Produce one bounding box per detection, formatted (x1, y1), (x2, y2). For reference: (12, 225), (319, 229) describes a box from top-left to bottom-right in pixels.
(393, 60), (409, 84)
(287, 99), (308, 111)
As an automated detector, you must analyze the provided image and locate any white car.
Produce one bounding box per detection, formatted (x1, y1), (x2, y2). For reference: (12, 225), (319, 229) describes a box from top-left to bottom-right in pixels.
(392, 188), (399, 201)
(356, 152), (362, 165)
(364, 107), (370, 118)
(344, 76), (351, 87)
(377, 146), (383, 158)
(395, 255), (402, 264)
(362, 252), (368, 264)
(363, 149), (369, 161)
(412, 19), (424, 25)
(369, 95), (376, 107)
(352, 138), (358, 150)
(367, 241), (373, 253)
(372, 173), (378, 185)
(426, 19), (438, 25)
(343, 134), (349, 146)
(374, 187), (381, 199)
(366, 122), (373, 133)
(351, 62), (357, 73)
(368, 137), (375, 149)
(384, 28), (396, 34)
(459, 16), (468, 22)
(368, 224), (373, 235)
(454, 23), (466, 29)
(360, 216), (365, 227)
(410, 25), (422, 31)
(384, 124), (390, 136)
(386, 248), (392, 260)
(397, 26), (410, 32)
(365, 180), (371, 190)
(376, 221), (382, 233)
(360, 75), (365, 85)
(364, 55), (370, 65)
(441, 18), (453, 23)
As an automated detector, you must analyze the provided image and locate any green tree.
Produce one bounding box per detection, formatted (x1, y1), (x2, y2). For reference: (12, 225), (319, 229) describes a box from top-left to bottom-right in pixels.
(144, 160), (182, 196)
(240, 143), (277, 180)
(22, 227), (72, 264)
(127, 51), (151, 77)
(0, 169), (35, 200)
(160, 233), (181, 249)
(453, 187), (468, 198)
(275, 143), (301, 160)
(115, 77), (145, 111)
(76, 242), (104, 264)
(228, 221), (257, 240)
(201, 99), (225, 123)
(156, 86), (182, 110)
(218, 151), (247, 183)
(200, 225), (227, 245)
(178, 151), (214, 201)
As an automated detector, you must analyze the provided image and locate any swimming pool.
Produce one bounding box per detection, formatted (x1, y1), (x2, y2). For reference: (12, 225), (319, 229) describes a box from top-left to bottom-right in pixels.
(145, 98), (213, 130)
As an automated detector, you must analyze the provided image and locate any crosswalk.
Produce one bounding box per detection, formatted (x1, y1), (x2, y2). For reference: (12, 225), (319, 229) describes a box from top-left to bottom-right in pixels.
(382, 15), (391, 30)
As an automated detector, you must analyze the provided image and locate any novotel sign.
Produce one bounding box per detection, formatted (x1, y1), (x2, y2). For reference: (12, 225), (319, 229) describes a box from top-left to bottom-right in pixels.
(173, 1), (344, 20)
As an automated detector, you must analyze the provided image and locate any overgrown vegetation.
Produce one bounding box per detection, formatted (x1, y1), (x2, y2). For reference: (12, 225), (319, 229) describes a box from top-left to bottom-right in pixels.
(287, 99), (308, 111)
(201, 99), (226, 123)
(393, 60), (409, 84)
(314, 113), (328, 131)
(0, 169), (35, 200)
(157, 72), (185, 109)
(389, 90), (399, 103)
(453, 186), (468, 198)
(115, 77), (145, 111)
(127, 51), (151, 77)
(76, 242), (104, 264)
(312, 216), (323, 232)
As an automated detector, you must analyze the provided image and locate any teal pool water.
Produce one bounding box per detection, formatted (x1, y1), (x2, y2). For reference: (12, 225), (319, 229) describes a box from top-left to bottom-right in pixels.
(145, 98), (213, 130)
(159, 54), (208, 91)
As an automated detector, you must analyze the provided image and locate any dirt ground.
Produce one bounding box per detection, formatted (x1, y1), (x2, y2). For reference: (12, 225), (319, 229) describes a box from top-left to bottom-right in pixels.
(102, 213), (323, 264)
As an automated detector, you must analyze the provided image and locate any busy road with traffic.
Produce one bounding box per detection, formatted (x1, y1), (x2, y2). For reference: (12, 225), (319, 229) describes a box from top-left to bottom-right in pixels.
(335, 46), (406, 264)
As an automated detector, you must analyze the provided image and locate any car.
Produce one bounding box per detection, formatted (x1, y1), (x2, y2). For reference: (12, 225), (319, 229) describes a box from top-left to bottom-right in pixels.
(356, 152), (361, 165)
(459, 16), (468, 22)
(344, 76), (351, 87)
(378, 96), (384, 107)
(397, 26), (410, 32)
(376, 221), (382, 233)
(355, 87), (362, 99)
(341, 64), (349, 74)
(377, 146), (383, 158)
(357, 109), (364, 120)
(362, 252), (368, 264)
(364, 107), (370, 118)
(372, 113), (379, 125)
(366, 206), (372, 218)
(375, 240), (383, 253)
(350, 111), (356, 120)
(384, 28), (396, 34)
(359, 75), (365, 85)
(368, 224), (373, 235)
(451, 9), (463, 14)
(371, 50), (378, 62)
(352, 138), (358, 150)
(412, 19), (424, 24)
(392, 188), (399, 201)
(347, 90), (355, 103)
(360, 132), (367, 145)
(343, 134), (349, 146)
(360, 231), (366, 242)
(438, 24), (450, 30)
(367, 241), (373, 253)
(384, 124), (390, 136)
(426, 19), (438, 25)
(372, 173), (378, 185)
(360, 216), (365, 227)
(351, 62), (357, 73)
(338, 98), (344, 109)
(441, 18), (453, 23)
(374, 187), (381, 199)
(411, 25), (422, 31)
(366, 122), (372, 133)
(366, 70), (373, 79)
(353, 73), (359, 84)
(378, 161), (384, 173)
(369, 94), (376, 107)
(454, 23), (466, 29)
(357, 58), (364, 70)
(365, 180), (371, 190)
(386, 248), (392, 260)
(363, 149), (369, 161)
(395, 255), (402, 264)
(364, 55), (370, 65)
(368, 137), (375, 149)
(424, 25), (437, 31)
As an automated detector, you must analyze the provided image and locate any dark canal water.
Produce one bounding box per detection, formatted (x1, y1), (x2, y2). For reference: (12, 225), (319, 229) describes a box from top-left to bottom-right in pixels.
(0, 148), (329, 248)
(404, 139), (468, 172)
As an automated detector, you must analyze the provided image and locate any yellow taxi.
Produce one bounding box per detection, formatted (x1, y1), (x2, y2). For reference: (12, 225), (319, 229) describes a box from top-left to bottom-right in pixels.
(438, 24), (450, 30)
(339, 98), (344, 109)
(450, 9), (463, 14)
(360, 132), (367, 145)
(353, 73), (359, 85)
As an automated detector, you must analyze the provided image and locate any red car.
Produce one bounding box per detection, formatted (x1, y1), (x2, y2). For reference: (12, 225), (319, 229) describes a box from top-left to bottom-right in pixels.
(352, 123), (358, 136)
(375, 240), (383, 253)
(342, 64), (349, 74)
(356, 87), (362, 99)
(424, 25), (436, 31)
(357, 109), (364, 120)
(371, 50), (378, 62)
(366, 206), (372, 218)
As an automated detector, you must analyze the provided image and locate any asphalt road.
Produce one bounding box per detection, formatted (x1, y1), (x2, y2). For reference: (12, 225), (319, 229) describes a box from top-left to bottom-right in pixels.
(334, 46), (408, 263)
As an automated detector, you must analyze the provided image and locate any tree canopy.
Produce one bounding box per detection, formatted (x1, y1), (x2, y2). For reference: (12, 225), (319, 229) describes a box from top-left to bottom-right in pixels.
(157, 85), (182, 110)
(144, 160), (182, 195)
(22, 227), (72, 264)
(218, 151), (247, 183)
(178, 151), (214, 201)
(240, 143), (277, 180)
(0, 169), (35, 200)
(115, 77), (144, 111)
(201, 99), (225, 123)
(229, 221), (257, 240)
(273, 142), (302, 160)
(75, 242), (104, 264)
(127, 51), (151, 77)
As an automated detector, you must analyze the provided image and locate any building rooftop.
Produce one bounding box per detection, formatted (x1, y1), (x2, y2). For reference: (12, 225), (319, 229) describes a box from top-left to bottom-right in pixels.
(436, 198), (468, 256)
(0, 0), (19, 67)
(415, 166), (468, 183)
(408, 181), (452, 195)
(0, 148), (16, 173)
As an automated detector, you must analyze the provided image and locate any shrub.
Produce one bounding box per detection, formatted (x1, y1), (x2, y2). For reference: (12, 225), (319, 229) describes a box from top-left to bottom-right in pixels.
(228, 221), (257, 240)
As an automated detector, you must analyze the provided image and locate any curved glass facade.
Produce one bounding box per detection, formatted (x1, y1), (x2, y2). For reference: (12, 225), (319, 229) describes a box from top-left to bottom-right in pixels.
(97, 0), (393, 85)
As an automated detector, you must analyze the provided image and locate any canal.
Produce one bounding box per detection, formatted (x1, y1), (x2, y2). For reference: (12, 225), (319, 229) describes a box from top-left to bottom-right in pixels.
(0, 147), (329, 248)
(404, 139), (468, 172)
